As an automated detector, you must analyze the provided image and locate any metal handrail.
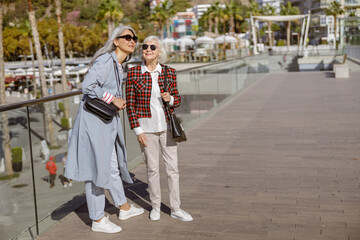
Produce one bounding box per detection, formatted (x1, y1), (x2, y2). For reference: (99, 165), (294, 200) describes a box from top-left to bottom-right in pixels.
(0, 90), (82, 112)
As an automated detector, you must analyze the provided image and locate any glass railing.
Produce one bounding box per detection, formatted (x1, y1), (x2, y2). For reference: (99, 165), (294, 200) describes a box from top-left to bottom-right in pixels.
(0, 57), (268, 240)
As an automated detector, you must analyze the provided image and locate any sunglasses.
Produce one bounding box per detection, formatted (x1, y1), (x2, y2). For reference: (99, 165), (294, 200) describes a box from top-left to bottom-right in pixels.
(142, 44), (157, 51)
(117, 34), (138, 43)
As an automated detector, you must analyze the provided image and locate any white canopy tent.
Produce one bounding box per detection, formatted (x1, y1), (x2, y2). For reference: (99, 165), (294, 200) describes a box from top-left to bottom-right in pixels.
(176, 37), (195, 51)
(162, 38), (177, 52)
(195, 36), (215, 50)
(214, 35), (238, 49)
(195, 36), (215, 44)
(214, 35), (238, 44)
(250, 13), (311, 54)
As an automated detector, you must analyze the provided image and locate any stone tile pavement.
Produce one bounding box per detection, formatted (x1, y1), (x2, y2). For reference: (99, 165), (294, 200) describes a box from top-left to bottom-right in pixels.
(37, 71), (360, 240)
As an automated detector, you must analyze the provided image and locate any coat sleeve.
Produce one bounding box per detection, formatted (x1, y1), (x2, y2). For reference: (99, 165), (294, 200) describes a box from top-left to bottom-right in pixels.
(82, 56), (112, 99)
(169, 68), (181, 108)
(126, 68), (140, 129)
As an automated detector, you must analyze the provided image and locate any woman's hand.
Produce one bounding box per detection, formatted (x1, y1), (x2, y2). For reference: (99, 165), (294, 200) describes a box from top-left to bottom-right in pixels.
(112, 97), (126, 111)
(137, 133), (148, 147)
(160, 92), (171, 102)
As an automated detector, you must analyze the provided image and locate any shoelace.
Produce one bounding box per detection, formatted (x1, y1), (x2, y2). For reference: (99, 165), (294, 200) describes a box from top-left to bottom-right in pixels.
(103, 216), (117, 228)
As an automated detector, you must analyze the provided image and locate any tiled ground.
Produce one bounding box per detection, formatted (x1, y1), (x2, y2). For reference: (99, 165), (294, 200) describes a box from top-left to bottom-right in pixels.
(37, 71), (360, 240)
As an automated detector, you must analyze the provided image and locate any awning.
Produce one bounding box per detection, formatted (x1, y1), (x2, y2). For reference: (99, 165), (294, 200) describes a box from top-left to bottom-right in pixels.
(253, 15), (308, 22)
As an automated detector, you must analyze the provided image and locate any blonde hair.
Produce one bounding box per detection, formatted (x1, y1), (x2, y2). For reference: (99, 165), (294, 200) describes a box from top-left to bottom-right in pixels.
(143, 35), (167, 64)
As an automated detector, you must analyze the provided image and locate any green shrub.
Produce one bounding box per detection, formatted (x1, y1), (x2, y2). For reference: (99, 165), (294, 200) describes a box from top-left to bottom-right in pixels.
(61, 117), (69, 129)
(277, 40), (286, 46)
(11, 147), (22, 163)
(0, 173), (19, 180)
(36, 90), (41, 99)
(58, 102), (65, 113)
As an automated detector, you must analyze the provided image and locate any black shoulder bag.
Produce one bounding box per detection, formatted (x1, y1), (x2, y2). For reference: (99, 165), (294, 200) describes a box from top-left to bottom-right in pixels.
(83, 61), (120, 122)
(163, 66), (187, 142)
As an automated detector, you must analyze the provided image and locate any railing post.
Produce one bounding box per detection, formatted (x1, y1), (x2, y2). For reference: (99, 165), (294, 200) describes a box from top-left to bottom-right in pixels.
(26, 106), (39, 236)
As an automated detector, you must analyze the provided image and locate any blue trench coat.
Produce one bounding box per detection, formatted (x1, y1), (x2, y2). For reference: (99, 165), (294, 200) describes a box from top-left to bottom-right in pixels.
(64, 51), (133, 188)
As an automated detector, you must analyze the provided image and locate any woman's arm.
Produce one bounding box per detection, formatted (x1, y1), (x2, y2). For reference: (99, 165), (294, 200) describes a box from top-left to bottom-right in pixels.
(82, 55), (112, 100)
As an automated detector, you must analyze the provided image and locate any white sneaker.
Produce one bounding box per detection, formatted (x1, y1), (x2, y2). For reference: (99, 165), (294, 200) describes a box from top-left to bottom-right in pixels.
(150, 208), (160, 221)
(63, 183), (68, 188)
(91, 216), (122, 233)
(69, 182), (72, 187)
(118, 204), (144, 220)
(171, 209), (193, 222)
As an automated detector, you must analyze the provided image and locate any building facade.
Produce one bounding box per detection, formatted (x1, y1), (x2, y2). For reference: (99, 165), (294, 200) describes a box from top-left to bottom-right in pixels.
(286, 0), (360, 43)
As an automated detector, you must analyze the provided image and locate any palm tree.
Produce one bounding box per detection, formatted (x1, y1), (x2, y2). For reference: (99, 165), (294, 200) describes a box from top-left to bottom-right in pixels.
(150, 4), (167, 39)
(55, 0), (69, 123)
(225, 0), (243, 34)
(155, 0), (175, 39)
(200, 7), (215, 33)
(97, 0), (124, 38)
(20, 20), (37, 98)
(209, 2), (224, 35)
(28, 0), (56, 146)
(280, 1), (300, 51)
(248, 0), (262, 44)
(0, 0), (13, 176)
(262, 4), (276, 47)
(325, 0), (345, 50)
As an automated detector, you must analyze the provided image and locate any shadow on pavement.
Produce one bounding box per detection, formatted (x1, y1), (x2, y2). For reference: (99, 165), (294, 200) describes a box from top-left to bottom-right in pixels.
(55, 172), (171, 226)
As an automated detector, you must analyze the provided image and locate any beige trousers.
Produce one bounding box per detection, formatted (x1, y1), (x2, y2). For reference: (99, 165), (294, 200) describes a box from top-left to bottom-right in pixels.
(140, 129), (181, 211)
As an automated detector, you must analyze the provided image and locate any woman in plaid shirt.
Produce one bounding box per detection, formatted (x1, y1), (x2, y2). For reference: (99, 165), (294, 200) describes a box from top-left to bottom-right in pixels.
(126, 36), (193, 222)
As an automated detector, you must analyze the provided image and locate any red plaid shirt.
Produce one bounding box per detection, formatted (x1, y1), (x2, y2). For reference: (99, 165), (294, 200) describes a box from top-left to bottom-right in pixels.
(126, 64), (181, 129)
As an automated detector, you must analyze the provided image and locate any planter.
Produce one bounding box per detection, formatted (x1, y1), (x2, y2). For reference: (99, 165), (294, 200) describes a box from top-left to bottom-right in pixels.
(11, 147), (23, 172)
(12, 161), (22, 172)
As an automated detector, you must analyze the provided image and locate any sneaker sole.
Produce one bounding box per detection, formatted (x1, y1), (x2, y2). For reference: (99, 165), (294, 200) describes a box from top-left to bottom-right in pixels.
(118, 208), (145, 220)
(91, 227), (122, 233)
(150, 216), (160, 221)
(170, 214), (193, 222)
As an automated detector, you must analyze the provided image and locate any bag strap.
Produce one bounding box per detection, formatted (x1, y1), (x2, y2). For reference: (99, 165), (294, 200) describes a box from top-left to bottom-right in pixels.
(163, 66), (172, 120)
(113, 61), (121, 97)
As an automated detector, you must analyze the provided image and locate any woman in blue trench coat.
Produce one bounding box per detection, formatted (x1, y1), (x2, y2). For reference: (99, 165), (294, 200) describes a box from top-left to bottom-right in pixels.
(65, 25), (144, 234)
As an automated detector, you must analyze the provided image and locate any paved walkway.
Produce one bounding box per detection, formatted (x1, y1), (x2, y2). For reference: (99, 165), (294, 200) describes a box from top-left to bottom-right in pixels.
(37, 70), (360, 240)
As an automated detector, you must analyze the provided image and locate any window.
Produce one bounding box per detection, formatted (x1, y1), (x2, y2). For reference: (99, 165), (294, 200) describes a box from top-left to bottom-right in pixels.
(327, 16), (334, 24)
(320, 15), (327, 25)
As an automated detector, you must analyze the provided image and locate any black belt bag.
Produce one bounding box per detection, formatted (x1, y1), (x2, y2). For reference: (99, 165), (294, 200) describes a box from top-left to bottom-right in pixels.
(83, 61), (121, 122)
(84, 95), (118, 122)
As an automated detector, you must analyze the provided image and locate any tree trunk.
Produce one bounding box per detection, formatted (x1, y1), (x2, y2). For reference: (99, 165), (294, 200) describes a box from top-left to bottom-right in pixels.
(166, 20), (170, 39)
(28, 0), (56, 147)
(0, 3), (13, 175)
(287, 21), (291, 51)
(208, 18), (212, 32)
(55, 0), (69, 122)
(230, 15), (235, 33)
(107, 18), (114, 39)
(268, 21), (272, 47)
(215, 17), (219, 35)
(28, 36), (37, 98)
(159, 22), (164, 39)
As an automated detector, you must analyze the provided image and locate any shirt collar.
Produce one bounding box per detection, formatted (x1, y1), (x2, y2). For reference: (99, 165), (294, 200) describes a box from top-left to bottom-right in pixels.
(141, 62), (162, 74)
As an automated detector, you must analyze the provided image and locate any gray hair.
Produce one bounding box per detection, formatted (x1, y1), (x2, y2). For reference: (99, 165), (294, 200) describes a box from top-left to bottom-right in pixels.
(88, 25), (137, 68)
(143, 35), (167, 64)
